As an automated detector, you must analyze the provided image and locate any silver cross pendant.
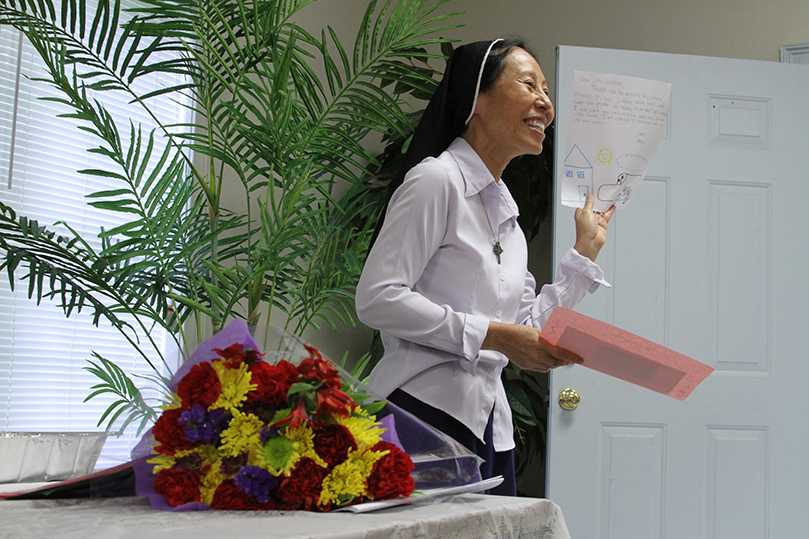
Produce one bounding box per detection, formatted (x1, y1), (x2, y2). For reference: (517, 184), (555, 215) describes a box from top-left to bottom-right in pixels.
(492, 241), (503, 264)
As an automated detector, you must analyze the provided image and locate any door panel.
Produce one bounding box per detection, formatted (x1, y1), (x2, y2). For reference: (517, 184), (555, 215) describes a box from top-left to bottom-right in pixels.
(550, 46), (809, 538)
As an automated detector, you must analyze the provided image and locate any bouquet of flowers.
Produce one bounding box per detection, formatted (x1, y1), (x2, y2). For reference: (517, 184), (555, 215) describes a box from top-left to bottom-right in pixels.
(132, 320), (416, 511)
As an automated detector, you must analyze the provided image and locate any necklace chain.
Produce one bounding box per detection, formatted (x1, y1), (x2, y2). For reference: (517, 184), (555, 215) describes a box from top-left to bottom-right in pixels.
(479, 192), (503, 264)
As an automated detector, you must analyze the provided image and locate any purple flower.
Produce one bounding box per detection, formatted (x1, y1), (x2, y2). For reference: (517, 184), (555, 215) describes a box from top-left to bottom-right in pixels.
(233, 465), (279, 503)
(179, 405), (228, 444)
(184, 426), (201, 443)
(208, 408), (226, 423)
(196, 421), (217, 444)
(178, 404), (206, 426)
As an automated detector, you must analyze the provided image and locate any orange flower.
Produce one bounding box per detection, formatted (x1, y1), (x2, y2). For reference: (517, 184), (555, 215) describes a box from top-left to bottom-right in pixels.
(299, 347), (341, 390)
(316, 386), (354, 421)
(274, 395), (311, 429)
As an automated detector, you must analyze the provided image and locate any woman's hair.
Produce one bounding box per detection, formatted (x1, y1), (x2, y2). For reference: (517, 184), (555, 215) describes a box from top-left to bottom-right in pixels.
(478, 37), (537, 95)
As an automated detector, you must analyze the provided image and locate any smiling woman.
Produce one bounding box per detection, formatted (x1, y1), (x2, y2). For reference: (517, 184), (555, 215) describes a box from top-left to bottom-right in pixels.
(356, 38), (616, 496)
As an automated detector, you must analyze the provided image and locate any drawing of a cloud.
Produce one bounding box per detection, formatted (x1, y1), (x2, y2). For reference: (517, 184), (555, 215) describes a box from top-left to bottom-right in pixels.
(616, 154), (649, 172)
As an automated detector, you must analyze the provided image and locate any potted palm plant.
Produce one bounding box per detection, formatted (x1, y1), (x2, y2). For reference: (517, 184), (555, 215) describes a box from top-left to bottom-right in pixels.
(0, 0), (460, 431)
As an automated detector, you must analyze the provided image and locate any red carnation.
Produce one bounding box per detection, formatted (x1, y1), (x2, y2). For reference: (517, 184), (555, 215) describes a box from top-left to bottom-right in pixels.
(152, 407), (199, 454)
(154, 468), (201, 507)
(176, 362), (221, 409)
(313, 424), (357, 467)
(275, 360), (301, 384)
(214, 343), (264, 367)
(247, 360), (299, 408)
(275, 457), (329, 511)
(211, 479), (276, 511)
(242, 348), (264, 365)
(366, 441), (415, 500)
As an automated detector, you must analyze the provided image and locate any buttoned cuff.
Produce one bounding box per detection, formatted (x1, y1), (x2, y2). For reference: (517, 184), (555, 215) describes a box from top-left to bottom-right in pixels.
(560, 248), (611, 292)
(462, 313), (490, 364)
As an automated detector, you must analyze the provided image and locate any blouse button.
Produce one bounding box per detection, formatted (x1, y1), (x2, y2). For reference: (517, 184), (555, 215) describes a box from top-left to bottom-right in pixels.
(495, 309), (502, 318)
(499, 273), (505, 281)
(486, 366), (495, 375)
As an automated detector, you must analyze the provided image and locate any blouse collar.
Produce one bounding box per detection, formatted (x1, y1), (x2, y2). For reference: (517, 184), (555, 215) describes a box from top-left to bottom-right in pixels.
(447, 138), (520, 225)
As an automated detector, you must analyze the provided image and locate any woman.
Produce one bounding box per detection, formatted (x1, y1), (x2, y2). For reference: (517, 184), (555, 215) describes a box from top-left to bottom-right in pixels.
(356, 38), (615, 495)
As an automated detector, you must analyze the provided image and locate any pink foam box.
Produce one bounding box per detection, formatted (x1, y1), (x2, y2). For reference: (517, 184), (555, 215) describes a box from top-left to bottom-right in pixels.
(542, 307), (713, 400)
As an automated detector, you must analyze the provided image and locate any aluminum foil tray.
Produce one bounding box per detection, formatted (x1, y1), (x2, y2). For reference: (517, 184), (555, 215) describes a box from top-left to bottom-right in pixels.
(0, 432), (115, 483)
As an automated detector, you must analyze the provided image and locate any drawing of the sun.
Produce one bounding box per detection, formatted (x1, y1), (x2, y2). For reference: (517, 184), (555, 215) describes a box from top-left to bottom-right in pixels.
(595, 148), (613, 164)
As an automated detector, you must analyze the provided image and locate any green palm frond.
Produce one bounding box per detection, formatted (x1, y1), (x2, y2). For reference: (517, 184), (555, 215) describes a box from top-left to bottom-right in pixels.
(0, 202), (176, 374)
(0, 202), (118, 320)
(0, 0), (461, 436)
(1, 0), (183, 93)
(84, 353), (160, 434)
(85, 126), (196, 320)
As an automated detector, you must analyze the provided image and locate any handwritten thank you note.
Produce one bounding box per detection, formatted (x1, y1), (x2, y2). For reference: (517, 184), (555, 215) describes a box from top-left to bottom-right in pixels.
(561, 71), (671, 212)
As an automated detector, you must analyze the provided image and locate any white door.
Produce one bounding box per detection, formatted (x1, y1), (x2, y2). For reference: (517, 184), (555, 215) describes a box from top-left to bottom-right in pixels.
(549, 46), (809, 539)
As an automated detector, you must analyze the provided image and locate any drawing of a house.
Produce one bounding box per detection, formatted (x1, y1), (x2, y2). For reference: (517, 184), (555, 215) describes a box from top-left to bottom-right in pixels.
(563, 144), (593, 204)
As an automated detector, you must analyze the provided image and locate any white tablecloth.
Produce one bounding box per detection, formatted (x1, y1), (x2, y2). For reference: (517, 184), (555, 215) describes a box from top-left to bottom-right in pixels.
(0, 494), (570, 539)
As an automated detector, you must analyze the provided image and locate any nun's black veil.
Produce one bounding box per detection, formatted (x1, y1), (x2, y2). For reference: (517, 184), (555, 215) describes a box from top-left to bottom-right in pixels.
(368, 39), (502, 248)
(396, 40), (501, 186)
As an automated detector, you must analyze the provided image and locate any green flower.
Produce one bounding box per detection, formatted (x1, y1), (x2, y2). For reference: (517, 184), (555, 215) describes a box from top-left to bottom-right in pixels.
(264, 435), (297, 475)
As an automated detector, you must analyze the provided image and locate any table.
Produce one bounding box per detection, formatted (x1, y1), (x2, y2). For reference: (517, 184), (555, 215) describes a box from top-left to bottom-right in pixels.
(0, 494), (570, 539)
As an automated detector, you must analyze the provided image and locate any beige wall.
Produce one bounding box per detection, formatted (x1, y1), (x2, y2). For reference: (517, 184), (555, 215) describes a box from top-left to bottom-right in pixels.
(300, 0), (809, 92)
(289, 0), (809, 359)
(439, 0), (808, 99)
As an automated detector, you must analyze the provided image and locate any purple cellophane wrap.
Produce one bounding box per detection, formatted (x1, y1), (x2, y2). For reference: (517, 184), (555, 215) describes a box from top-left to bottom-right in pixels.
(132, 319), (482, 511)
(132, 320), (259, 511)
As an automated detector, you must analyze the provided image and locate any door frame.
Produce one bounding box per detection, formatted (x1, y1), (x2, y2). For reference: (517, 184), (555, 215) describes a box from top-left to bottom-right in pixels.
(781, 42), (809, 64)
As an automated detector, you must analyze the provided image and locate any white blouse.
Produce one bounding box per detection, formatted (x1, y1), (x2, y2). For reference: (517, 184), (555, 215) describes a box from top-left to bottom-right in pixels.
(356, 138), (609, 451)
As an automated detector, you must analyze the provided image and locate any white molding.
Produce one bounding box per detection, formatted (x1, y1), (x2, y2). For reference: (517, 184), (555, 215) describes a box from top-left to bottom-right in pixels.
(781, 43), (809, 64)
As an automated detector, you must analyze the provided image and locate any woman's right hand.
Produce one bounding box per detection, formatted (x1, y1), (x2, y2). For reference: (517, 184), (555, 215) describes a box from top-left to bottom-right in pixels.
(481, 321), (582, 373)
(574, 194), (615, 262)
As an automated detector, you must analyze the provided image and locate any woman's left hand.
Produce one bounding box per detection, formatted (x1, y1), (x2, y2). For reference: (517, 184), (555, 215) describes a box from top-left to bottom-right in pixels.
(482, 321), (582, 373)
(573, 194), (615, 262)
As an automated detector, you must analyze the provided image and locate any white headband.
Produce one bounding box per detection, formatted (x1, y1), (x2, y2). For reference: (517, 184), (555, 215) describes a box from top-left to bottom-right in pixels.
(464, 38), (503, 126)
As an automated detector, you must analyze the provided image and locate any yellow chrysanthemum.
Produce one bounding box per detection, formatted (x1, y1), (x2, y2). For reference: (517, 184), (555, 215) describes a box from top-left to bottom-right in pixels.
(335, 410), (384, 448)
(200, 460), (228, 505)
(210, 361), (256, 412)
(219, 410), (263, 458)
(246, 446), (267, 468)
(147, 444), (219, 474)
(159, 392), (183, 411)
(147, 452), (178, 473)
(319, 448), (388, 507)
(287, 424), (328, 467)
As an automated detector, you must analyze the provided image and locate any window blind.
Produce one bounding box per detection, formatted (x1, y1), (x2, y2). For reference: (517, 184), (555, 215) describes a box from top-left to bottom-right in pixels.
(0, 7), (189, 469)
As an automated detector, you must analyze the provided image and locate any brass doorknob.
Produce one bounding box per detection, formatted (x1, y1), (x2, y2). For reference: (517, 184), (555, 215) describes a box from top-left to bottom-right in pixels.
(558, 388), (581, 410)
